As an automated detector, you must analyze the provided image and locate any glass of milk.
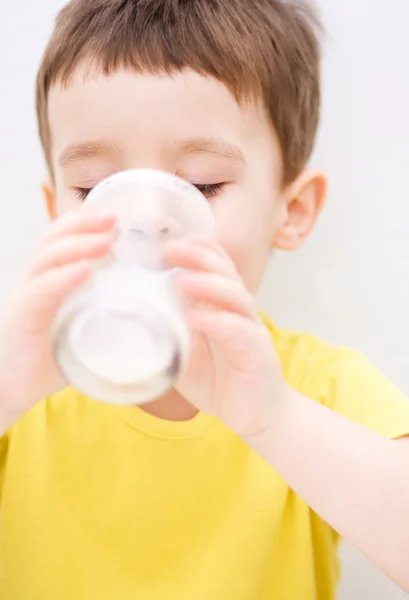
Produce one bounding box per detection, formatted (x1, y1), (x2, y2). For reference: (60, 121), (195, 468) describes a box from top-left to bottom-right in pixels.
(52, 169), (216, 405)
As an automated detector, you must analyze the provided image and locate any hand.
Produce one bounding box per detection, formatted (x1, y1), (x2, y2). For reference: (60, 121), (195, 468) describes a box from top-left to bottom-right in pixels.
(166, 236), (285, 437)
(0, 206), (116, 429)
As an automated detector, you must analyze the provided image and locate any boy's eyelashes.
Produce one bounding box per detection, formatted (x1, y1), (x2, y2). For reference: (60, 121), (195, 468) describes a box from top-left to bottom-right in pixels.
(191, 182), (225, 198)
(74, 182), (225, 202)
(75, 187), (93, 202)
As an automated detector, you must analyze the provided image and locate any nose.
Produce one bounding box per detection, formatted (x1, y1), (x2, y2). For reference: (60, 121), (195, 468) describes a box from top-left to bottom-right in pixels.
(129, 216), (182, 241)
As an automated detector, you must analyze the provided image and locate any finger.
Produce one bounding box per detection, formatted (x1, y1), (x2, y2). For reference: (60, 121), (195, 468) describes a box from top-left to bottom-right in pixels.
(186, 308), (267, 371)
(166, 239), (238, 279)
(178, 272), (257, 319)
(41, 207), (116, 245)
(28, 232), (115, 277)
(20, 261), (92, 333)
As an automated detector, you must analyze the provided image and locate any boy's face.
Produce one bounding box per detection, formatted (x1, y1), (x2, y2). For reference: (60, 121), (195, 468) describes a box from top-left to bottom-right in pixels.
(46, 68), (323, 293)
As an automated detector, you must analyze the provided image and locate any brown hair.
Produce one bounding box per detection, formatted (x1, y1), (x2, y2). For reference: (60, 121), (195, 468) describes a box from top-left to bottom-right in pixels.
(36, 0), (322, 185)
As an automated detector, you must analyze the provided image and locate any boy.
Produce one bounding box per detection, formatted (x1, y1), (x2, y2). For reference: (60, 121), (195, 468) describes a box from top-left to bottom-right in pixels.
(1, 0), (409, 598)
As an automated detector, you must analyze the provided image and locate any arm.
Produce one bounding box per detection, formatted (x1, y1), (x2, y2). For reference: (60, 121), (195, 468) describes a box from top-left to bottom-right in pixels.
(0, 206), (117, 439)
(168, 236), (409, 593)
(244, 389), (409, 591)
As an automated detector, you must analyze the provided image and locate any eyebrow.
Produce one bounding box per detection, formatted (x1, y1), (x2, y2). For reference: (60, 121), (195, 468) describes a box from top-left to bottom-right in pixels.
(58, 136), (245, 168)
(178, 138), (245, 164)
(58, 139), (120, 168)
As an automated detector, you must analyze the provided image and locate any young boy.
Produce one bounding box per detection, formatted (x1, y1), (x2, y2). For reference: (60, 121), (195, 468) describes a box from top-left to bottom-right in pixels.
(1, 0), (409, 598)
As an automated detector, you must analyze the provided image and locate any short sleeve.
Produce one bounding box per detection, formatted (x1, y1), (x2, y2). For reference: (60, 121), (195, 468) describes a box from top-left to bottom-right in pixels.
(0, 432), (9, 498)
(316, 352), (409, 440)
(263, 315), (409, 441)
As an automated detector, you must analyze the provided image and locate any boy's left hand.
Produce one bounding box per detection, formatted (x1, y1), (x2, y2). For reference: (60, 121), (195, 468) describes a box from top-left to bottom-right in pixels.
(166, 236), (285, 437)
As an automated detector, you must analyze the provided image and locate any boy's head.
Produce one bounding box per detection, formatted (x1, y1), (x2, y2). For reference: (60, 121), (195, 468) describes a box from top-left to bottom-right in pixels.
(36, 0), (326, 293)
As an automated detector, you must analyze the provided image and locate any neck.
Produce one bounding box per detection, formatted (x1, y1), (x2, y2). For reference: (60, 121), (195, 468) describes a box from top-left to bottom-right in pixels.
(140, 388), (199, 422)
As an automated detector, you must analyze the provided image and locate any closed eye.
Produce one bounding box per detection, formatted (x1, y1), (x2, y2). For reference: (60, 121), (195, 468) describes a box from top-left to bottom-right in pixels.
(75, 182), (225, 202)
(75, 187), (93, 202)
(193, 183), (225, 198)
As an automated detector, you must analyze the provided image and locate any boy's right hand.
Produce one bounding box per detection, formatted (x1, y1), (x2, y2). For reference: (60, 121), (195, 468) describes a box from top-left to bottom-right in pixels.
(0, 207), (116, 432)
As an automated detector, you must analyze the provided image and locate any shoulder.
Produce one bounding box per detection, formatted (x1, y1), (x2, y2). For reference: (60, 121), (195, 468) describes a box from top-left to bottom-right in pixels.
(7, 387), (98, 445)
(261, 313), (362, 397)
(262, 313), (409, 439)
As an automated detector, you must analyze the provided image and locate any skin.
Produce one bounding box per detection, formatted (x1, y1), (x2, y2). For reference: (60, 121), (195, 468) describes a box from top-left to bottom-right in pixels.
(44, 68), (324, 421)
(1, 67), (409, 590)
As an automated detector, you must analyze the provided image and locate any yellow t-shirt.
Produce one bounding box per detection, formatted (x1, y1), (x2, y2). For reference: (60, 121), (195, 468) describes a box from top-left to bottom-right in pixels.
(1, 317), (409, 600)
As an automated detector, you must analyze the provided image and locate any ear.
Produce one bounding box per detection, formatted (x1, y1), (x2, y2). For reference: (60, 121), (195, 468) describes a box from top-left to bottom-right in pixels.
(273, 169), (327, 251)
(42, 180), (57, 221)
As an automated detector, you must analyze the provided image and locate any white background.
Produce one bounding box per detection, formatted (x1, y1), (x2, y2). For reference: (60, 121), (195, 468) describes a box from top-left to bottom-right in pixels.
(0, 1), (408, 598)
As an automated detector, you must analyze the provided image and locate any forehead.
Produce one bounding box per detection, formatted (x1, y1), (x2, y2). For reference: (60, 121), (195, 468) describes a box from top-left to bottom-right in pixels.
(47, 68), (277, 169)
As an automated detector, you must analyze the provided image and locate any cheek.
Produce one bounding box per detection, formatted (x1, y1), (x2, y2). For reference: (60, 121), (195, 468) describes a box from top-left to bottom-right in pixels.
(213, 190), (278, 292)
(55, 189), (82, 216)
(216, 221), (272, 293)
